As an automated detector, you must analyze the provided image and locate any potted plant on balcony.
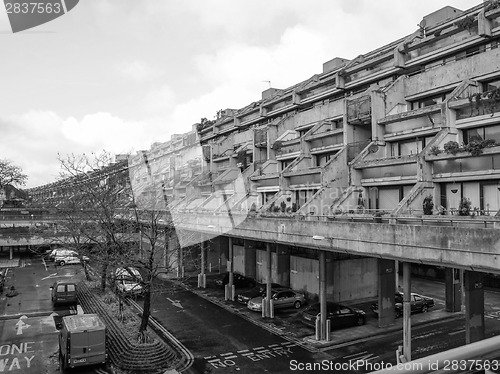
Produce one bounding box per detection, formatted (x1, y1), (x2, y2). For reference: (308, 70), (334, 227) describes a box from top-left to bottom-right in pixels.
(423, 195), (434, 215)
(373, 212), (383, 223)
(458, 197), (472, 216)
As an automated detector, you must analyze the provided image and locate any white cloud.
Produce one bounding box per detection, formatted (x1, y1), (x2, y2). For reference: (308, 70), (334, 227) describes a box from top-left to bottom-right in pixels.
(117, 60), (164, 83)
(141, 85), (176, 114)
(0, 111), (167, 188)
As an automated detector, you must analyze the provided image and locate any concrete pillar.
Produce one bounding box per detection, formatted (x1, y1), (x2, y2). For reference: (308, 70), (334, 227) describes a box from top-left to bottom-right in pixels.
(445, 268), (462, 312)
(265, 242), (272, 318)
(200, 241), (206, 274)
(218, 236), (229, 273)
(228, 237), (234, 289)
(276, 244), (290, 287)
(377, 258), (396, 327)
(464, 270), (485, 344)
(402, 262), (412, 362)
(319, 250), (327, 340)
(198, 240), (206, 288)
(9, 246), (13, 260)
(244, 239), (256, 279)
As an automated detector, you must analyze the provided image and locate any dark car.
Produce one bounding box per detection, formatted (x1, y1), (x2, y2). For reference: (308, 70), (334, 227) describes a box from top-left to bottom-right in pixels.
(215, 273), (256, 289)
(301, 302), (366, 330)
(50, 280), (78, 305)
(371, 292), (435, 318)
(236, 283), (284, 304)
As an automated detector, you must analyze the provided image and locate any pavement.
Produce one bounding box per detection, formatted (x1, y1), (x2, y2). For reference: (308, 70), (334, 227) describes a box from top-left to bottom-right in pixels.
(165, 272), (464, 352)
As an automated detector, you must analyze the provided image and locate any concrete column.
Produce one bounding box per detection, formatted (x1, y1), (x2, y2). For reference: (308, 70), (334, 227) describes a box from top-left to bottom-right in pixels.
(464, 270), (485, 344)
(9, 246), (13, 260)
(169, 231), (182, 277)
(319, 250), (327, 340)
(377, 258), (396, 327)
(445, 268), (462, 312)
(228, 237), (234, 288)
(200, 241), (206, 275)
(265, 242), (272, 318)
(218, 236), (229, 273)
(244, 239), (256, 279)
(402, 262), (411, 362)
(198, 240), (206, 288)
(276, 244), (290, 287)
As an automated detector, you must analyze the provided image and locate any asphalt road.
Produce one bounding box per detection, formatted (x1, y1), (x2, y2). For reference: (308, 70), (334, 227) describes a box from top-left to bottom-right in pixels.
(0, 257), (109, 374)
(4, 257), (500, 374)
(141, 277), (500, 374)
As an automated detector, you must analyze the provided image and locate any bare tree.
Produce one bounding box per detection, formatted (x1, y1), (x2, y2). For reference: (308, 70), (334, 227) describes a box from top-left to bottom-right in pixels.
(57, 151), (133, 291)
(0, 159), (28, 189)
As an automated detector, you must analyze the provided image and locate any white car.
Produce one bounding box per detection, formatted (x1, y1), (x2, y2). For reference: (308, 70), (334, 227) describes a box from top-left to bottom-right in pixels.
(114, 267), (143, 296)
(54, 251), (89, 266)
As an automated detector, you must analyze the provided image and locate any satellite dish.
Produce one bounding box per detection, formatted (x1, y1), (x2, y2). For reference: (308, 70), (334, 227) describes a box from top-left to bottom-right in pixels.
(419, 19), (427, 29)
(368, 144), (379, 153)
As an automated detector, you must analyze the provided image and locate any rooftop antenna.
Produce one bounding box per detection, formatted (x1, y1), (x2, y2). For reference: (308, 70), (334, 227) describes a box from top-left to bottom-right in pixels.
(262, 80), (271, 88)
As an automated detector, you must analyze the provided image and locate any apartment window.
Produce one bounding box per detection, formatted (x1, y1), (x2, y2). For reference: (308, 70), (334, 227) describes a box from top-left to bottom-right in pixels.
(464, 125), (500, 144)
(315, 152), (337, 166)
(281, 160), (292, 170)
(391, 137), (431, 157)
(410, 91), (450, 110)
(482, 77), (500, 92)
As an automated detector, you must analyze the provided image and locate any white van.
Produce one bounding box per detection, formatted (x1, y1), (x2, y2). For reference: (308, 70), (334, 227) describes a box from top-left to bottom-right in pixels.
(113, 267), (143, 296)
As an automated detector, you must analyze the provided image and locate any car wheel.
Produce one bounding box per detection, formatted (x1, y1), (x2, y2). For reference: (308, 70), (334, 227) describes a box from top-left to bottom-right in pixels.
(395, 309), (401, 319)
(293, 301), (302, 309)
(58, 260), (65, 266)
(356, 316), (366, 326)
(422, 305), (429, 313)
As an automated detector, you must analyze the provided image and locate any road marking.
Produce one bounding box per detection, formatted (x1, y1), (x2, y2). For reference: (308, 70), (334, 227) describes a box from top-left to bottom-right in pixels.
(166, 297), (183, 309)
(41, 273), (73, 281)
(15, 316), (31, 335)
(205, 341), (297, 367)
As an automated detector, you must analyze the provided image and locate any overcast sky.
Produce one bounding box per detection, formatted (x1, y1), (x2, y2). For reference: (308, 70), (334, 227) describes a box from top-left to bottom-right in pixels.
(0, 0), (480, 188)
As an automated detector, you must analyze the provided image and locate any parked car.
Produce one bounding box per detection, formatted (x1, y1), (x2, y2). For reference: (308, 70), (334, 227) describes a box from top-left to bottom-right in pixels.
(371, 291), (435, 318)
(236, 283), (284, 304)
(247, 288), (306, 311)
(301, 302), (366, 329)
(51, 280), (78, 305)
(113, 267), (143, 296)
(59, 314), (107, 370)
(54, 251), (89, 266)
(48, 248), (73, 261)
(215, 273), (256, 289)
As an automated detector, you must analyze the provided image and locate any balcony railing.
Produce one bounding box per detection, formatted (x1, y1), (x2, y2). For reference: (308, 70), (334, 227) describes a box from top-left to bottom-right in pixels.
(276, 140), (301, 156)
(346, 96), (371, 125)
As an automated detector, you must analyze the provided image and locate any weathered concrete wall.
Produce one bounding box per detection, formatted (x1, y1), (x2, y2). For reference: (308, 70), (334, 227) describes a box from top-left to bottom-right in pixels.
(176, 213), (500, 273)
(406, 48), (500, 97)
(290, 256), (319, 295)
(233, 244), (245, 274)
(332, 258), (378, 302)
(255, 249), (278, 283)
